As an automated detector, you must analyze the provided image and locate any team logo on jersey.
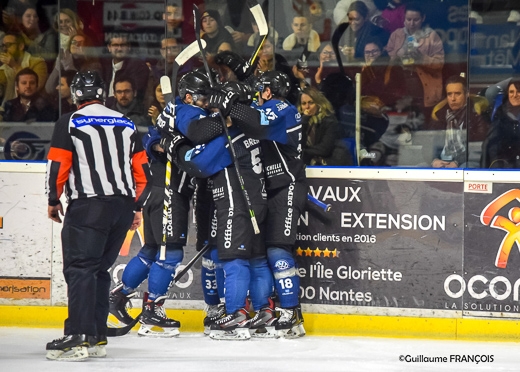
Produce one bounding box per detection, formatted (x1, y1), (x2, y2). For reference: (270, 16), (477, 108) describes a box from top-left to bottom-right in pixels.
(274, 259), (290, 271)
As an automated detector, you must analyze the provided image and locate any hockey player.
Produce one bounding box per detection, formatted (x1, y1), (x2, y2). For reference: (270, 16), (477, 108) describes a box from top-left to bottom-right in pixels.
(252, 71), (307, 338)
(45, 71), (151, 360)
(158, 71), (273, 340)
(107, 73), (209, 338)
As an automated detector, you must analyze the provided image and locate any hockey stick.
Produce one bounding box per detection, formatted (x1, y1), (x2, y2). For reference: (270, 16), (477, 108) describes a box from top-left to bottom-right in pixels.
(107, 244), (211, 337)
(307, 194), (331, 212)
(330, 22), (364, 166)
(159, 40), (207, 260)
(331, 22), (349, 76)
(245, 0), (268, 75)
(193, 3), (260, 235)
(355, 73), (361, 165)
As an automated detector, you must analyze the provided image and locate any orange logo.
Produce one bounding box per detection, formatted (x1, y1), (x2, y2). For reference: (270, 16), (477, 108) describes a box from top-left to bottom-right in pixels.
(480, 189), (520, 268)
(0, 278), (51, 299)
(0, 216), (3, 229)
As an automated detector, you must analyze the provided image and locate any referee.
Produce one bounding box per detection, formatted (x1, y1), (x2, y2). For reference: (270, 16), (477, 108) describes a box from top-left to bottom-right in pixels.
(45, 71), (151, 361)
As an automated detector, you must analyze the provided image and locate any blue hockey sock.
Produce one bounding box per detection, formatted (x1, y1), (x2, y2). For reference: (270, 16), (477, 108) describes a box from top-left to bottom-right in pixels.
(249, 256), (273, 310)
(148, 245), (184, 300)
(121, 247), (155, 291)
(201, 248), (220, 306)
(210, 247), (225, 299)
(222, 259), (250, 314)
(267, 247), (300, 308)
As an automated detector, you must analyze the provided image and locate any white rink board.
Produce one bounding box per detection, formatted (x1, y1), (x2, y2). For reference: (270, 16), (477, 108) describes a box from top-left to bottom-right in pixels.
(0, 169), (51, 277)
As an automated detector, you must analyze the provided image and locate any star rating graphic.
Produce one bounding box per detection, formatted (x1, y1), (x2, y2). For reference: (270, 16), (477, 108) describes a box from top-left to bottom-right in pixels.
(296, 247), (339, 258)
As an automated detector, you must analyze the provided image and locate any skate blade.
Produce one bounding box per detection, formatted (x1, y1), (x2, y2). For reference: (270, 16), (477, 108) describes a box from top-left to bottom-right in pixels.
(209, 328), (251, 340)
(137, 324), (180, 338)
(203, 326), (211, 336)
(88, 345), (106, 358)
(46, 346), (89, 361)
(251, 326), (277, 338)
(276, 324), (306, 339)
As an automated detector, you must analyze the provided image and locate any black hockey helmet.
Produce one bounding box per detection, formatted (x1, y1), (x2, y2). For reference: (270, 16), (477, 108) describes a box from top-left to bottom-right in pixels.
(255, 70), (290, 98)
(70, 70), (105, 104)
(178, 70), (211, 99)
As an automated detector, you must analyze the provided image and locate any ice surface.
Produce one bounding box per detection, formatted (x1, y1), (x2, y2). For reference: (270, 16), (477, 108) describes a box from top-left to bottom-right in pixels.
(0, 327), (518, 371)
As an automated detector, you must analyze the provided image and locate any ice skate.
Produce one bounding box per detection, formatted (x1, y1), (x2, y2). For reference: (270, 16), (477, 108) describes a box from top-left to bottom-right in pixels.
(275, 305), (305, 339)
(250, 298), (278, 338)
(138, 296), (180, 338)
(209, 308), (251, 340)
(87, 335), (107, 358)
(108, 283), (137, 326)
(203, 303), (225, 336)
(45, 334), (89, 361)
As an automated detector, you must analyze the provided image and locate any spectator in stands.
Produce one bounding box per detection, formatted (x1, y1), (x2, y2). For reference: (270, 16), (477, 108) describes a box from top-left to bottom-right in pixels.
(298, 86), (352, 166)
(339, 1), (389, 63)
(53, 9), (84, 53)
(150, 37), (190, 81)
(310, 42), (337, 86)
(108, 75), (149, 129)
(45, 33), (101, 95)
(219, 1), (255, 54)
(2, 67), (54, 122)
(0, 31), (48, 107)
(481, 79), (520, 169)
(430, 75), (489, 168)
(361, 37), (405, 109)
(357, 37), (412, 166)
(102, 34), (150, 102)
(282, 14), (321, 54)
(200, 9), (235, 55)
(147, 82), (166, 126)
(334, 0), (380, 26)
(163, 2), (184, 38)
(385, 2), (444, 121)
(18, 5), (57, 64)
(54, 69), (76, 116)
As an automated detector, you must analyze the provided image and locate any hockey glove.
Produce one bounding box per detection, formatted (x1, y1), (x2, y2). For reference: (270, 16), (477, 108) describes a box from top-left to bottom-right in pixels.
(160, 129), (189, 161)
(221, 81), (254, 105)
(207, 88), (239, 117)
(155, 102), (176, 135)
(214, 51), (251, 81)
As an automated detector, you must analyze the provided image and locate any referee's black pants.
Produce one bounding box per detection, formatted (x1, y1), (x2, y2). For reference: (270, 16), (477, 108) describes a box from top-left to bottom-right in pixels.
(60, 196), (135, 336)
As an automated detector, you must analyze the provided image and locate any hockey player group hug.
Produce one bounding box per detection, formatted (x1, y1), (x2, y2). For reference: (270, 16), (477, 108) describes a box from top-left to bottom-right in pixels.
(109, 50), (307, 342)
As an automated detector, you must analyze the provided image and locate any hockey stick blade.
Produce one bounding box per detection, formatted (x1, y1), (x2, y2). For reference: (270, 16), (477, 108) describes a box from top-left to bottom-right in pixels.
(193, 3), (261, 235)
(107, 292), (149, 337)
(160, 76), (173, 104)
(247, 0), (268, 36)
(246, 0), (268, 73)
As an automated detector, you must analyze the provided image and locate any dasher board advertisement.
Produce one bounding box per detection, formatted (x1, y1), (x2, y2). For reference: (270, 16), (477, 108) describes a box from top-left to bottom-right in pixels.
(296, 177), (463, 311)
(463, 183), (520, 319)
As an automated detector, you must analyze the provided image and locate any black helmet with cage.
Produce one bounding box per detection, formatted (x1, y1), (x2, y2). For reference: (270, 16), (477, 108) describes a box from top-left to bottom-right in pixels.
(70, 71), (105, 104)
(178, 70), (211, 100)
(255, 70), (290, 98)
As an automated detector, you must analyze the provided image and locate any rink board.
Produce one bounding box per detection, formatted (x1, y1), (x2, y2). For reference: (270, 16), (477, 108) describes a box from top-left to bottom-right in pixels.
(2, 163), (520, 340)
